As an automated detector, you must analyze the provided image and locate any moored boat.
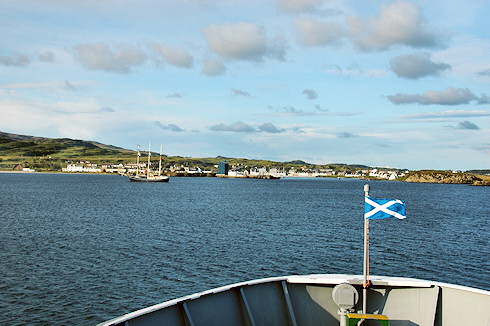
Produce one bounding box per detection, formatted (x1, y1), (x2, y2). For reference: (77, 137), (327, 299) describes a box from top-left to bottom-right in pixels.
(127, 143), (169, 183)
(128, 175), (169, 182)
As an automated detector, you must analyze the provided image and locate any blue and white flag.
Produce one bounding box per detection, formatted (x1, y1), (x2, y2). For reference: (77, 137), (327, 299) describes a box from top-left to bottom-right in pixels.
(365, 196), (406, 220)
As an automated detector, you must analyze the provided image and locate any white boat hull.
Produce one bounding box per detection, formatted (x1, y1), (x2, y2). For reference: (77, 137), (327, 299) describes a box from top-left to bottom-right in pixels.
(128, 175), (169, 182)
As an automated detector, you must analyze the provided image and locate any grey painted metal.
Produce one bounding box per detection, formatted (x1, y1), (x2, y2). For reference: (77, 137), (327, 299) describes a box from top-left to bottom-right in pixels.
(245, 281), (290, 325)
(239, 287), (256, 326)
(98, 275), (490, 326)
(436, 286), (490, 326)
(281, 281), (298, 326)
(182, 302), (195, 326)
(368, 285), (440, 325)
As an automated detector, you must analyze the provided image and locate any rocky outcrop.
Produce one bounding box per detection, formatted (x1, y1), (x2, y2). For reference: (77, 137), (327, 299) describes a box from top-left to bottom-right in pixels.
(403, 170), (483, 185)
(472, 180), (490, 186)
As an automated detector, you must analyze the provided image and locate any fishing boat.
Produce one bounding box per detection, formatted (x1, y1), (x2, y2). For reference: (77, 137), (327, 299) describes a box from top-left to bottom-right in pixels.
(128, 143), (169, 183)
(97, 185), (489, 325)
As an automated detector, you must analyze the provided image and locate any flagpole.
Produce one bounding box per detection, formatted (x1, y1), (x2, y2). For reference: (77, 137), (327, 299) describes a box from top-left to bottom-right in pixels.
(363, 184), (370, 315)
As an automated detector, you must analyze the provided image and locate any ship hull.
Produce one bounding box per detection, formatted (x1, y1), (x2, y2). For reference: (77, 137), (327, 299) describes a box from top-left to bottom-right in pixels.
(128, 175), (169, 182)
(97, 274), (490, 326)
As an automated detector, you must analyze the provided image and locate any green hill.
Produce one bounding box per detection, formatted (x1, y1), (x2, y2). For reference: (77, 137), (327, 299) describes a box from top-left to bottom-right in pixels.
(0, 131), (406, 173)
(0, 131), (135, 171)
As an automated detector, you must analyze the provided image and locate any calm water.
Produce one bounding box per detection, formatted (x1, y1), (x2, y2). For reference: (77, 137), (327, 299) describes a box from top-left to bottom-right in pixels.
(0, 173), (489, 325)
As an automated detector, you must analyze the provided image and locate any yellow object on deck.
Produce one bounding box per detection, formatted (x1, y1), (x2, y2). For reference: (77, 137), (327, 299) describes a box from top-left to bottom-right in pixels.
(347, 313), (390, 326)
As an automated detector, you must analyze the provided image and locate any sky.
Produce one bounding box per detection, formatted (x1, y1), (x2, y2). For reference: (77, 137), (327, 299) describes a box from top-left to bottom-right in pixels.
(0, 0), (489, 170)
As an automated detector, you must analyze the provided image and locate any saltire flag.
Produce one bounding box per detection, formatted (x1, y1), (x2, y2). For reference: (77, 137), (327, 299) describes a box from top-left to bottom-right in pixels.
(365, 197), (406, 220)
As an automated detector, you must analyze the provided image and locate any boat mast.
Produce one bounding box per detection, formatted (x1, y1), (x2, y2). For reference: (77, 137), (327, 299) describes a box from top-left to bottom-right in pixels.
(136, 144), (140, 176)
(158, 144), (162, 177)
(147, 141), (151, 179)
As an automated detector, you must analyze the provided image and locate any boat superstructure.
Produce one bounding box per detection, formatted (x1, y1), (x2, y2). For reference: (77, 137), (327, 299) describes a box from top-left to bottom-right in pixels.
(97, 274), (489, 326)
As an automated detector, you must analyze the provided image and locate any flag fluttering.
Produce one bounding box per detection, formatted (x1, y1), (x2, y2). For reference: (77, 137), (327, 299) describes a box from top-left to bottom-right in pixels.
(365, 196), (406, 220)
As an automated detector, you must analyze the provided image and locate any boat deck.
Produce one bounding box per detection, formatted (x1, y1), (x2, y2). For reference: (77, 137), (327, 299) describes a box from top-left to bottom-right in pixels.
(98, 274), (490, 326)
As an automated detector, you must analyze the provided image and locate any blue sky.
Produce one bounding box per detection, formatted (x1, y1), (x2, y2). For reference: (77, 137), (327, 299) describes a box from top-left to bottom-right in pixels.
(0, 0), (489, 170)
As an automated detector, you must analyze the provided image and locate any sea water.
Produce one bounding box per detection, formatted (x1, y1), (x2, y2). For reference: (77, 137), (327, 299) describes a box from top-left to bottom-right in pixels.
(0, 173), (488, 325)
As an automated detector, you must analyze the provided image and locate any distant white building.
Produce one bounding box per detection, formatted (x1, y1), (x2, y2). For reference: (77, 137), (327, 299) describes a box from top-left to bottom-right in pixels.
(369, 169), (379, 177)
(344, 172), (361, 178)
(184, 167), (202, 174)
(227, 170), (247, 177)
(249, 167), (268, 176)
(63, 164), (101, 173)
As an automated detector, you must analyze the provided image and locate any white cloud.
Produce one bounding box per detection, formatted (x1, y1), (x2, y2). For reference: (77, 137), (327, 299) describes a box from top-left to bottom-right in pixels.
(302, 89), (318, 99)
(0, 98), (126, 140)
(295, 17), (345, 46)
(402, 109), (490, 120)
(266, 105), (361, 117)
(455, 121), (480, 130)
(231, 88), (251, 97)
(477, 69), (490, 77)
(148, 43), (193, 68)
(435, 38), (490, 79)
(266, 105), (312, 116)
(324, 62), (389, 78)
(208, 121), (286, 134)
(337, 132), (358, 138)
(201, 22), (286, 61)
(38, 51), (56, 63)
(209, 121), (255, 132)
(388, 87), (484, 105)
(154, 121), (185, 132)
(74, 42), (147, 73)
(63, 80), (79, 91)
(477, 94), (490, 104)
(258, 122), (285, 133)
(277, 0), (322, 13)
(2, 80), (92, 91)
(201, 58), (227, 76)
(99, 106), (115, 113)
(0, 89), (17, 95)
(0, 53), (30, 67)
(347, 0), (445, 51)
(292, 1), (445, 51)
(390, 52), (451, 79)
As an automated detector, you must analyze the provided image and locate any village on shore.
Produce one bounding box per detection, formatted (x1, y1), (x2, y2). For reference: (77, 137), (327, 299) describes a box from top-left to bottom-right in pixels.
(2, 132), (487, 184)
(58, 160), (407, 180)
(13, 159), (488, 186)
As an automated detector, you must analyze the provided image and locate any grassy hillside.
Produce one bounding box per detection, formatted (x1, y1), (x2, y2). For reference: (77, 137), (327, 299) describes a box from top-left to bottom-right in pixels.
(0, 131), (135, 171)
(0, 131), (402, 173)
(0, 132), (299, 171)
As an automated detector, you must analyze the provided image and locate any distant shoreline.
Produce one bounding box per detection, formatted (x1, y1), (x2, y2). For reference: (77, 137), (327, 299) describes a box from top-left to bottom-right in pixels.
(0, 170), (116, 175)
(1, 170), (488, 186)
